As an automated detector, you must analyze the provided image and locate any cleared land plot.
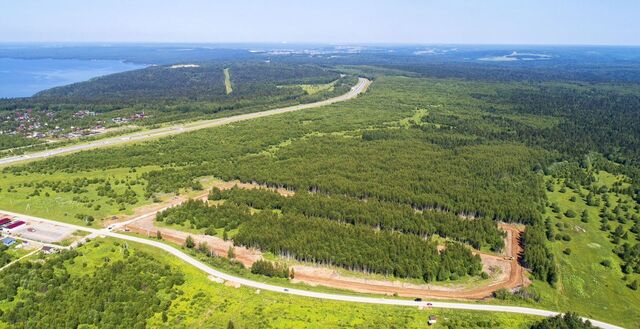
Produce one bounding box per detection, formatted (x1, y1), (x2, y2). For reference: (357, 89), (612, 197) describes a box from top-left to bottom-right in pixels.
(7, 218), (75, 243)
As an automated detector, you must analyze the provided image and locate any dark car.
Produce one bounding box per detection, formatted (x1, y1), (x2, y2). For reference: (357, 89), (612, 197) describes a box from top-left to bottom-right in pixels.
(414, 298), (422, 302)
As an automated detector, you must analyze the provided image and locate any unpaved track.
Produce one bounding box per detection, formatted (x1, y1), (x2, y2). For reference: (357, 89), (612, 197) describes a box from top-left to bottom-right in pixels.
(0, 208), (623, 329)
(128, 215), (527, 300)
(0, 78), (371, 167)
(121, 182), (529, 300)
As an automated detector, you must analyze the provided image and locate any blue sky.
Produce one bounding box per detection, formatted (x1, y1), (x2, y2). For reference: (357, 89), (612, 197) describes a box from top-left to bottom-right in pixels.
(1, 0), (638, 45)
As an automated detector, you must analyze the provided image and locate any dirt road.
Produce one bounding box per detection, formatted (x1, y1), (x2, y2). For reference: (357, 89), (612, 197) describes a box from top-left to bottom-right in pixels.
(122, 182), (529, 300)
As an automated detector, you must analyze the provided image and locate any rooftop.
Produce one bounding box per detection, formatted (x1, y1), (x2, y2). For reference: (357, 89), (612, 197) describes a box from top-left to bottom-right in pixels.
(2, 237), (16, 246)
(5, 221), (25, 229)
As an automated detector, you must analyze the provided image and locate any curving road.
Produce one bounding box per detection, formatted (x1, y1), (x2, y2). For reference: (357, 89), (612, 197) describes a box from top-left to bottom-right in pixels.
(0, 78), (371, 167)
(0, 209), (624, 329)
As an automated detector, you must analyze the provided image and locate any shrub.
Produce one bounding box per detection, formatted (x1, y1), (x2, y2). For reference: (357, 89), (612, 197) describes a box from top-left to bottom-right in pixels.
(185, 236), (195, 249)
(250, 259), (291, 278)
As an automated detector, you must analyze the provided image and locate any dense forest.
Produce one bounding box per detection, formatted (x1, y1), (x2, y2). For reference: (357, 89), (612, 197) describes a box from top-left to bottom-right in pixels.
(482, 86), (640, 165)
(158, 198), (484, 281)
(521, 224), (558, 285)
(234, 213), (482, 282)
(0, 248), (184, 329)
(157, 199), (253, 234)
(210, 187), (505, 251)
(33, 62), (341, 102)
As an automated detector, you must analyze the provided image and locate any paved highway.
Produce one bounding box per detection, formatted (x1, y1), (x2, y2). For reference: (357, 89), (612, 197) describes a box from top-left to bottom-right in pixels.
(0, 209), (624, 329)
(0, 77), (371, 167)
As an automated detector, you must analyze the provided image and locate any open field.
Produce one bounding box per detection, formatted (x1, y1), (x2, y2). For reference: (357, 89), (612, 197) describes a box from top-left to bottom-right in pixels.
(0, 167), (157, 225)
(519, 171), (640, 328)
(297, 80), (337, 95)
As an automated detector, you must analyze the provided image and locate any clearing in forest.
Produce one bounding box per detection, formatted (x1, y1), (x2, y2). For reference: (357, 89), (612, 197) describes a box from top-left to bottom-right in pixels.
(223, 68), (233, 94)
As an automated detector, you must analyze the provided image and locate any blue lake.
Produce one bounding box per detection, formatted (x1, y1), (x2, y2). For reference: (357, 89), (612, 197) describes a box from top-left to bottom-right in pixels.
(0, 58), (145, 98)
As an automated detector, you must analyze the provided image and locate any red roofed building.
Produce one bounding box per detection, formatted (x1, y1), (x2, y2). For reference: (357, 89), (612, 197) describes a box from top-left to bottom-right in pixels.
(4, 220), (25, 232)
(0, 218), (11, 226)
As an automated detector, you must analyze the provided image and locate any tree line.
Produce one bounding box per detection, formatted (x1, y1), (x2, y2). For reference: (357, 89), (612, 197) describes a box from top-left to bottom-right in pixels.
(210, 186), (506, 251)
(521, 224), (558, 285)
(234, 213), (482, 282)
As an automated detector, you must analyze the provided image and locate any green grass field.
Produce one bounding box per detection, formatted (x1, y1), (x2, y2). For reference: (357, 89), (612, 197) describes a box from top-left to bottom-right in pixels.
(52, 237), (541, 328)
(0, 166), (158, 226)
(521, 172), (640, 328)
(298, 81), (336, 95)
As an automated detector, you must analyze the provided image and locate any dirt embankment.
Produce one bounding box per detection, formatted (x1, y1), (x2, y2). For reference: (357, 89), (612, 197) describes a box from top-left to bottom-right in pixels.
(121, 181), (530, 300)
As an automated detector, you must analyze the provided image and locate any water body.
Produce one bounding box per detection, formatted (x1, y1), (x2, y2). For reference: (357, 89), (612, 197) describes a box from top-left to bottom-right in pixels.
(0, 58), (145, 98)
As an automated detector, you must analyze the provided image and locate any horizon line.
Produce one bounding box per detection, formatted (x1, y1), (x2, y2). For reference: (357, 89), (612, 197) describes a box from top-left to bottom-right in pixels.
(1, 41), (640, 48)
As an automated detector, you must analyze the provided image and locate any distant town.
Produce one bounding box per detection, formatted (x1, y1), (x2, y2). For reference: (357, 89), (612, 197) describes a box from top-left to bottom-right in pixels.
(0, 108), (147, 144)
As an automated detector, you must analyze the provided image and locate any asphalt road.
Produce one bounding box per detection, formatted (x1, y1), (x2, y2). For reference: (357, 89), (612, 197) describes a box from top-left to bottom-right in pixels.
(0, 209), (624, 329)
(0, 77), (371, 167)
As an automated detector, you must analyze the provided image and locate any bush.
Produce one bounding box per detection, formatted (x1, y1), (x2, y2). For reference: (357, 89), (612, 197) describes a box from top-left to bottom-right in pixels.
(565, 210), (577, 218)
(531, 312), (595, 329)
(250, 259), (291, 278)
(493, 287), (540, 302)
(580, 210), (589, 223)
(185, 236), (195, 249)
(563, 248), (572, 255)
